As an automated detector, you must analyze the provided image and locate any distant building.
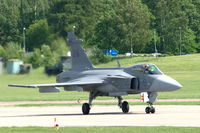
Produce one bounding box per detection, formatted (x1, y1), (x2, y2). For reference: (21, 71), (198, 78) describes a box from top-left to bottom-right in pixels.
(7, 59), (23, 74)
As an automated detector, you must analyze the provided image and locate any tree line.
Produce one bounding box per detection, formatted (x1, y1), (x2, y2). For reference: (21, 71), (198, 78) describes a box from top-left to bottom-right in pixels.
(0, 0), (199, 66)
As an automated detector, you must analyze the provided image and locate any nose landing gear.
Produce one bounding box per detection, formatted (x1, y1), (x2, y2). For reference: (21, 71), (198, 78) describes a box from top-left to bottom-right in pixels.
(145, 106), (155, 114)
(145, 92), (157, 114)
(145, 101), (155, 114)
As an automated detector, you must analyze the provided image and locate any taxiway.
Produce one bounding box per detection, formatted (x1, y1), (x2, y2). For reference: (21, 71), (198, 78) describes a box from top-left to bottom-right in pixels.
(0, 105), (199, 127)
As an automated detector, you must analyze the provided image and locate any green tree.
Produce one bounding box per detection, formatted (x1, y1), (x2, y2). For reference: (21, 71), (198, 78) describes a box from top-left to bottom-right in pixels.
(155, 0), (197, 54)
(89, 47), (112, 65)
(0, 45), (6, 58)
(190, 0), (200, 52)
(93, 0), (115, 18)
(0, 0), (51, 49)
(114, 0), (152, 53)
(92, 16), (124, 52)
(91, 0), (152, 53)
(143, 0), (198, 54)
(20, 0), (51, 28)
(50, 37), (69, 58)
(0, 0), (21, 45)
(4, 42), (22, 60)
(29, 48), (43, 68)
(41, 45), (56, 66)
(48, 0), (97, 40)
(26, 19), (52, 51)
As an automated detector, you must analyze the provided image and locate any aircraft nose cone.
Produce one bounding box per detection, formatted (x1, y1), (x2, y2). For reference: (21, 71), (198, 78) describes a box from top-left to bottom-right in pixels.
(150, 75), (182, 92)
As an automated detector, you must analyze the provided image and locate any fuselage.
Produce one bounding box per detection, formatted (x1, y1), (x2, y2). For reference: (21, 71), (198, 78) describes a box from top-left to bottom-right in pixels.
(57, 63), (182, 94)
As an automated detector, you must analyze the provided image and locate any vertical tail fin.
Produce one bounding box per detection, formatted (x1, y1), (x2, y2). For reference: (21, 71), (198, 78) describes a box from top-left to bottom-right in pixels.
(67, 32), (94, 70)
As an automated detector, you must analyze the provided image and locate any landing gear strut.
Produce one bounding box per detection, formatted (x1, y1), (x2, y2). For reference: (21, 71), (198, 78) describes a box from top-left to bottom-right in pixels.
(117, 96), (129, 113)
(145, 92), (157, 114)
(81, 92), (130, 114)
(145, 103), (155, 114)
(82, 91), (98, 115)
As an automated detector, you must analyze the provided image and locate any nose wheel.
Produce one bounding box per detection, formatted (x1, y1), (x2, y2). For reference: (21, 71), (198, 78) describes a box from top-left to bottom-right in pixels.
(145, 106), (155, 114)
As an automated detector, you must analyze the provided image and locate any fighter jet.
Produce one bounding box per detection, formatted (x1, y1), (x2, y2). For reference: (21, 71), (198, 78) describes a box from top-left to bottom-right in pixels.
(9, 32), (182, 114)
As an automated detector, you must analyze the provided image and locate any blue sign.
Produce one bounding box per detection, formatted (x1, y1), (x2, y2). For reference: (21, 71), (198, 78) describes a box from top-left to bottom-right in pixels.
(109, 49), (118, 56)
(104, 49), (118, 56)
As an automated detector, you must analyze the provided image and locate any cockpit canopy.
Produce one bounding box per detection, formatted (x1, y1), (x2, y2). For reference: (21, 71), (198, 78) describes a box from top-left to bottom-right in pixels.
(131, 63), (163, 75)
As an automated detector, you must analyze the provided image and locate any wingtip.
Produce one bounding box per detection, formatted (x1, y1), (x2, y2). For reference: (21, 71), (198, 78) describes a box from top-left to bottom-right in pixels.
(8, 84), (15, 87)
(8, 84), (21, 87)
(8, 84), (36, 88)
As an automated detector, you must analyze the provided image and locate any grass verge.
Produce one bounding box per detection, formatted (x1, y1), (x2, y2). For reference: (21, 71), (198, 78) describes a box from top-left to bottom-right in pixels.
(0, 126), (200, 133)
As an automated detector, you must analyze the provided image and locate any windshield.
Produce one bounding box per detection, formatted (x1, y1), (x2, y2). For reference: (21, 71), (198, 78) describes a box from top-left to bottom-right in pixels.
(131, 64), (163, 75)
(145, 65), (162, 74)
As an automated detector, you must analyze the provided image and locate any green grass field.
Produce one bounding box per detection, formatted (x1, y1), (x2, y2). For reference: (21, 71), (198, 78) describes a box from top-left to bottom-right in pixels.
(0, 54), (200, 101)
(0, 127), (200, 133)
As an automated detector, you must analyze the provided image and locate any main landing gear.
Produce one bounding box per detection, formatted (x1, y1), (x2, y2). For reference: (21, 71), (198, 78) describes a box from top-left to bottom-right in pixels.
(82, 91), (98, 115)
(81, 92), (130, 115)
(82, 103), (90, 115)
(117, 96), (129, 113)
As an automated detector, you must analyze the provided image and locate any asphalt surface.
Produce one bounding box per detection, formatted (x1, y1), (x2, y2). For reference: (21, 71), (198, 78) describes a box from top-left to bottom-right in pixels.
(0, 105), (200, 127)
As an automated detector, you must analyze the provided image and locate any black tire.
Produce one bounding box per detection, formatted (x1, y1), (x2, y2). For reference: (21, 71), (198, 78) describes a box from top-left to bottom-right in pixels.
(122, 101), (129, 113)
(145, 107), (151, 114)
(82, 103), (90, 115)
(150, 107), (155, 113)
